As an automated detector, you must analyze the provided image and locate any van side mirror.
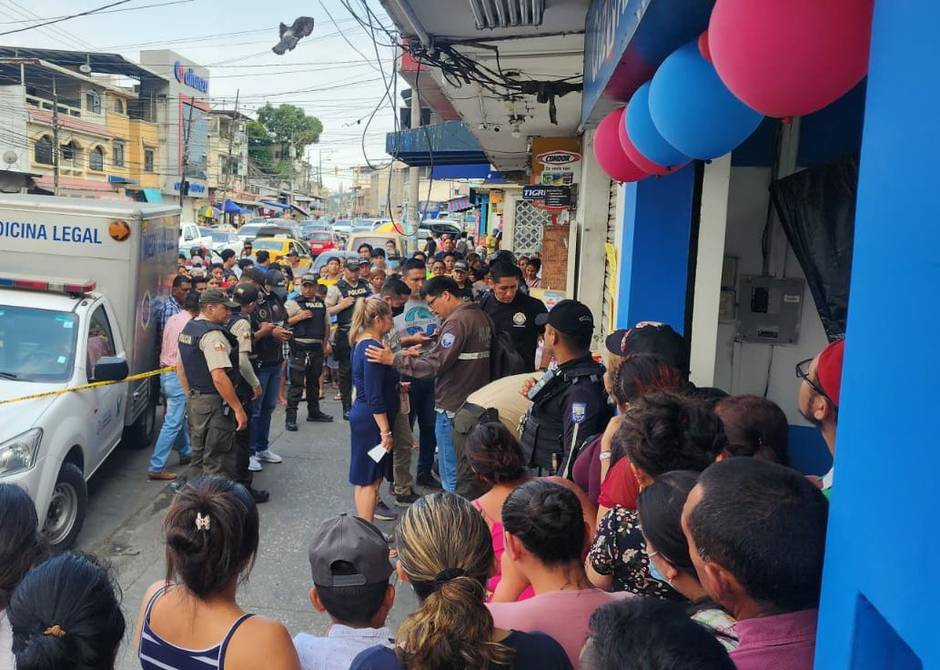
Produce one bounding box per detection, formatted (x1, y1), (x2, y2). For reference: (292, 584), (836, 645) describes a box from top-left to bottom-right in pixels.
(93, 356), (128, 382)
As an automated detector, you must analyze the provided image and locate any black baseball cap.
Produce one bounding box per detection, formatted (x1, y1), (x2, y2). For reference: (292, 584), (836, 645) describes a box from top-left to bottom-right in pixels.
(241, 267), (267, 285)
(453, 260), (469, 272)
(345, 257), (363, 270)
(199, 288), (239, 309)
(232, 282), (259, 305)
(301, 273), (318, 285)
(308, 514), (393, 587)
(605, 323), (690, 372)
(265, 270), (286, 288)
(535, 299), (594, 336)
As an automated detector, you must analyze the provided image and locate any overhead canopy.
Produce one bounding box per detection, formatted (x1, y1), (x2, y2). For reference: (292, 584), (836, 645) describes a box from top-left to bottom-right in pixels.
(260, 199), (289, 210)
(141, 188), (163, 203)
(214, 198), (246, 214)
(386, 121), (489, 167)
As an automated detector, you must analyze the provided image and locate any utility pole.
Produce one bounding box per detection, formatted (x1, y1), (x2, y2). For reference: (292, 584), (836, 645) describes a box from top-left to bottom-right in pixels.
(318, 150), (323, 188)
(220, 88), (240, 222)
(179, 98), (196, 209)
(52, 76), (59, 196)
(408, 83), (420, 239)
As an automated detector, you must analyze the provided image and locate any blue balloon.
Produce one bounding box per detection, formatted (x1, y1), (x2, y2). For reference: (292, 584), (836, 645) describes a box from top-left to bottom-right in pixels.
(649, 41), (764, 160)
(626, 82), (690, 168)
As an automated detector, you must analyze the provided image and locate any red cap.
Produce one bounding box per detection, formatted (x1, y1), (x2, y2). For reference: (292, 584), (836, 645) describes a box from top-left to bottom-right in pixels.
(816, 339), (845, 408)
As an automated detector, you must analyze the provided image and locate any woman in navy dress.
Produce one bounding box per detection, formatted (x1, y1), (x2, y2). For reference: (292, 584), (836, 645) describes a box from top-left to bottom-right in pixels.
(348, 297), (399, 523)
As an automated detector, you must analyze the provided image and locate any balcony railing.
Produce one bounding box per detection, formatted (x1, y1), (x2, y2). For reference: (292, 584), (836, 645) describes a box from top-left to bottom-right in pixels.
(26, 95), (81, 118)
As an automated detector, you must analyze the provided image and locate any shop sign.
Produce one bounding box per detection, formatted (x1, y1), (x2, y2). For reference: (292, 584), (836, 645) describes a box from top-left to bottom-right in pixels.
(522, 185), (571, 208)
(582, 0), (645, 124)
(531, 137), (582, 187)
(174, 61), (209, 93)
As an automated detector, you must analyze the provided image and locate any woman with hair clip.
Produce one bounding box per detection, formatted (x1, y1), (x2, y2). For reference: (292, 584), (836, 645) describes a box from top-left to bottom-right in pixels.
(9, 552), (124, 670)
(351, 492), (571, 669)
(348, 297), (399, 523)
(586, 392), (726, 598)
(637, 470), (739, 651)
(0, 483), (48, 667)
(134, 476), (300, 670)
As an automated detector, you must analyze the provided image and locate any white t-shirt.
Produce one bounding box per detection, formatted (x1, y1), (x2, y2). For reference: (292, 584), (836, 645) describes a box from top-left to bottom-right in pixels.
(393, 299), (439, 340)
(0, 609), (14, 670)
(293, 625), (393, 670)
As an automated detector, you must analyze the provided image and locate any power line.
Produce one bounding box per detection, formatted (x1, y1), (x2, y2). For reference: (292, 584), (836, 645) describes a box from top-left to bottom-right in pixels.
(0, 0), (193, 24)
(0, 0), (134, 37)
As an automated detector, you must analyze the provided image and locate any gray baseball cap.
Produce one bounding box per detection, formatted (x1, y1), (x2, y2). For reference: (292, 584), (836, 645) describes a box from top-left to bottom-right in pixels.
(199, 288), (238, 309)
(308, 514), (393, 587)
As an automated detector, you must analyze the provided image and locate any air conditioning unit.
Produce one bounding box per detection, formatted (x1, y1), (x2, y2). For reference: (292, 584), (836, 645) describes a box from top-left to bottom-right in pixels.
(468, 0), (544, 29)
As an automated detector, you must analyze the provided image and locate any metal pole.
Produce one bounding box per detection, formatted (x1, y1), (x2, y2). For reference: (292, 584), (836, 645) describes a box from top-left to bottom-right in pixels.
(52, 76), (59, 196)
(408, 85), (420, 236)
(221, 89), (240, 224)
(179, 97), (196, 209)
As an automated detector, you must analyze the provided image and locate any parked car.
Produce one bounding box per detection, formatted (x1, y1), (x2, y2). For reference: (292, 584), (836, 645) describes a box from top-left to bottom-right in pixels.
(179, 222), (213, 251)
(199, 227), (240, 254)
(419, 220), (462, 238)
(332, 219), (353, 235)
(234, 222), (269, 243)
(305, 230), (337, 257)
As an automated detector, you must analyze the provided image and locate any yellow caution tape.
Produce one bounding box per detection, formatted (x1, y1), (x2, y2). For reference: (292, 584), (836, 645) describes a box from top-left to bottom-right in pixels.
(0, 367), (174, 406)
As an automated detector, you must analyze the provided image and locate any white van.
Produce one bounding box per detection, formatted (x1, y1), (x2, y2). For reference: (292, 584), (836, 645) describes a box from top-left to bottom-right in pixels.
(0, 195), (179, 547)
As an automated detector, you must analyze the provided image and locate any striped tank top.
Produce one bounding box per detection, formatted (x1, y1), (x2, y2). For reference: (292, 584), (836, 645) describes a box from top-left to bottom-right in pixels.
(139, 586), (254, 670)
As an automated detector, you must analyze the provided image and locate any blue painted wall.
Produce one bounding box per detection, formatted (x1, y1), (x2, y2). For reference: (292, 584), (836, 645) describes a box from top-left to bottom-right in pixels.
(616, 166), (695, 333)
(815, 2), (940, 668)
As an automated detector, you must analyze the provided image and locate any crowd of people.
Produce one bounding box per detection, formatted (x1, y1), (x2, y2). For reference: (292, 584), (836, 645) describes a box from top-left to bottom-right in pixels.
(0, 228), (844, 669)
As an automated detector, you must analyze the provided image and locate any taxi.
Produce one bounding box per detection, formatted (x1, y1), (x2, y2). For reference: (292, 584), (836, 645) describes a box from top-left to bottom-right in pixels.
(250, 235), (313, 271)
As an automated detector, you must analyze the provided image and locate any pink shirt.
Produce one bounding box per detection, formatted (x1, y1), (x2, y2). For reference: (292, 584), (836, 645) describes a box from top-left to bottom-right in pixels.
(160, 310), (192, 367)
(487, 588), (630, 668)
(730, 608), (818, 670)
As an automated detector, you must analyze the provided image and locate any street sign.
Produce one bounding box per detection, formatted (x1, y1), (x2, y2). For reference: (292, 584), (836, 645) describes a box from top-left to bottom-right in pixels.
(522, 185), (571, 208)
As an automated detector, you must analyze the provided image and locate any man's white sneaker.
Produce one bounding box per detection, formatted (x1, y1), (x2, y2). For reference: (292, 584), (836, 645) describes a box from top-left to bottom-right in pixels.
(248, 455), (263, 472)
(257, 449), (283, 463)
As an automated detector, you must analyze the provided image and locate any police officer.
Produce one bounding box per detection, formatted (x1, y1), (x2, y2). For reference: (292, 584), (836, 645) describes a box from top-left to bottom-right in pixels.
(176, 288), (246, 480)
(247, 270), (291, 471)
(519, 299), (609, 477)
(325, 258), (372, 420)
(284, 273), (333, 430)
(480, 261), (547, 371)
(228, 283), (270, 503)
(451, 260), (475, 300)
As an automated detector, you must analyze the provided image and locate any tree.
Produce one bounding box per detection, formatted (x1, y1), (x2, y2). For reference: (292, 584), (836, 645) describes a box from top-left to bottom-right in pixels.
(256, 103), (323, 149)
(247, 119), (274, 171)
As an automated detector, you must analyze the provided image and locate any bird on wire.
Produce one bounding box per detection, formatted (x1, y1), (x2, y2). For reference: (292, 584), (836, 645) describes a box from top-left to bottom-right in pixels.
(272, 16), (315, 55)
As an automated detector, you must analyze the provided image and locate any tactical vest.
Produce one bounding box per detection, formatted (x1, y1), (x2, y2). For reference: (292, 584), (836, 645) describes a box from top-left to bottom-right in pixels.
(292, 297), (327, 342)
(335, 279), (371, 329)
(519, 358), (606, 472)
(226, 312), (253, 398)
(178, 318), (241, 394)
(251, 291), (287, 365)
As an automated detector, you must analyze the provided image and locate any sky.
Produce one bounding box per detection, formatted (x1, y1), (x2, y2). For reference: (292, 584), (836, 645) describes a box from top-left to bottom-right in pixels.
(0, 0), (401, 191)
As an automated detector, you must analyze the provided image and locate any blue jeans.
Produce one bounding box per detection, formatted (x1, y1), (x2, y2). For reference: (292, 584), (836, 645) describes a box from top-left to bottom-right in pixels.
(408, 377), (437, 475)
(249, 363), (281, 454)
(150, 372), (192, 472)
(435, 410), (457, 492)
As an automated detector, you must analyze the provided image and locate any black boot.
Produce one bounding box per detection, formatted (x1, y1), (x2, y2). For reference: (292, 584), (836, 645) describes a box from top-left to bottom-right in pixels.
(285, 415), (298, 431)
(307, 410), (333, 422)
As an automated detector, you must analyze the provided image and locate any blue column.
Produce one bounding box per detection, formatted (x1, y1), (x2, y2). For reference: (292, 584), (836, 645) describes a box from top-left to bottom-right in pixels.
(616, 165), (695, 332)
(815, 2), (939, 669)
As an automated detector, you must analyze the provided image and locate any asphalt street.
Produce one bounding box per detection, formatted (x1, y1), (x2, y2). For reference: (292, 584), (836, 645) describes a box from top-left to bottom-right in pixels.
(77, 394), (420, 670)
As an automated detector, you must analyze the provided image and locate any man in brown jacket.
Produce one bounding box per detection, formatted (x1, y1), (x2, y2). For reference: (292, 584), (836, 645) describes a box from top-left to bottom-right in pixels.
(367, 275), (491, 492)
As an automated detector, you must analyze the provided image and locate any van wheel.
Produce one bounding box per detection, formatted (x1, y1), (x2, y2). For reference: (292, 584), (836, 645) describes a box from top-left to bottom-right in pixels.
(43, 462), (87, 549)
(124, 399), (157, 449)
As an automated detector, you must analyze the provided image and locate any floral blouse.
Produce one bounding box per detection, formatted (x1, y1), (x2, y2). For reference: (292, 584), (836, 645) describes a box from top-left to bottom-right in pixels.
(588, 505), (684, 601)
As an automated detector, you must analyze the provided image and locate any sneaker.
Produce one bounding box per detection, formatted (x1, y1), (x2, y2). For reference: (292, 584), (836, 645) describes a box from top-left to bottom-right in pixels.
(395, 491), (420, 507)
(257, 449), (283, 463)
(248, 455), (263, 472)
(285, 418), (298, 432)
(147, 470), (177, 481)
(416, 472), (442, 490)
(249, 487), (271, 504)
(374, 500), (398, 521)
(307, 411), (333, 422)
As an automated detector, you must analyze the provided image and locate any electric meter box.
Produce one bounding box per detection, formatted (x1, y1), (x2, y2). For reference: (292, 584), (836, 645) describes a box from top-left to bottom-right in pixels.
(736, 275), (805, 345)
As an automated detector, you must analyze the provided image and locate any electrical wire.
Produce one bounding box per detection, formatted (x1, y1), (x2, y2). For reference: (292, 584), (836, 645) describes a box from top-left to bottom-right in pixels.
(0, 0), (134, 37)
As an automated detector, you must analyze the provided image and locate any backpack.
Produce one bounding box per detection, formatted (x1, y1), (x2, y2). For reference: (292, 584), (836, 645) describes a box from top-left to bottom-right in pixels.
(487, 317), (526, 380)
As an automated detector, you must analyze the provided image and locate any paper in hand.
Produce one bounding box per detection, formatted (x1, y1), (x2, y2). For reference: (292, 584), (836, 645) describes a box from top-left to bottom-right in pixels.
(368, 444), (387, 463)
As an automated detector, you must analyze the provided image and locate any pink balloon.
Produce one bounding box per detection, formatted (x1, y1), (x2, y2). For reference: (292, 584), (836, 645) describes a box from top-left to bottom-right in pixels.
(594, 109), (648, 183)
(617, 104), (683, 176)
(709, 0), (873, 118)
(698, 31), (711, 63)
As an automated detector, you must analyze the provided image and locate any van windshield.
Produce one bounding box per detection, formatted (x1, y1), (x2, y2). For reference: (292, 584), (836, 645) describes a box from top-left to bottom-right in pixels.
(0, 306), (78, 382)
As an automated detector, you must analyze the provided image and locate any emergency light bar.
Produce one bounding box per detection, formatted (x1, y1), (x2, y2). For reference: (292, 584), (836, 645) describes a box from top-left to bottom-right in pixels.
(0, 275), (96, 296)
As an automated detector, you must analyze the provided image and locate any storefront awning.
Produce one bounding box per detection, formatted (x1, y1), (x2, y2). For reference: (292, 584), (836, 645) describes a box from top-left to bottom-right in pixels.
(141, 188), (163, 203)
(259, 199), (289, 210)
(386, 121), (489, 167)
(108, 175), (138, 184)
(447, 196), (473, 213)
